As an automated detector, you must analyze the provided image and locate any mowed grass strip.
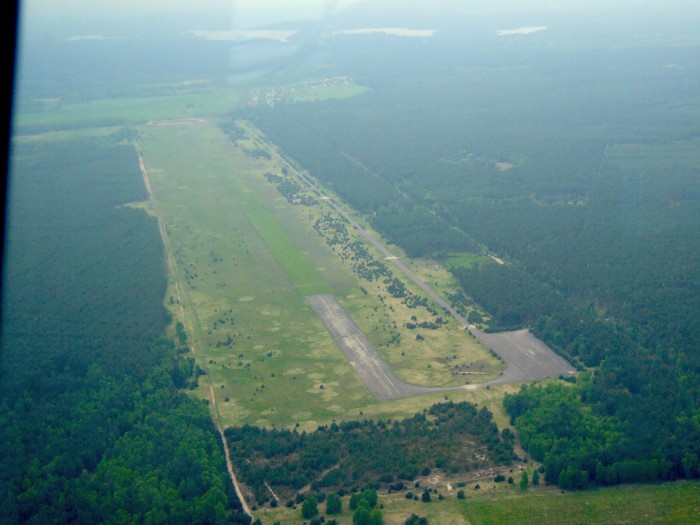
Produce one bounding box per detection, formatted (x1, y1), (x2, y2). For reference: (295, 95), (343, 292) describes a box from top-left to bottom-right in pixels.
(244, 198), (328, 295)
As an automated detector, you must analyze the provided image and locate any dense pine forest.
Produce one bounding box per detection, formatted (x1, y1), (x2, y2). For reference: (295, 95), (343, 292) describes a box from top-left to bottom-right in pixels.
(0, 136), (248, 524)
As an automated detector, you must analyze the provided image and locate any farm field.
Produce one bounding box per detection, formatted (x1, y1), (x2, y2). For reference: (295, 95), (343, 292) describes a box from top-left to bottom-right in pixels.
(138, 119), (499, 429)
(14, 78), (369, 133)
(15, 90), (242, 131)
(255, 480), (700, 525)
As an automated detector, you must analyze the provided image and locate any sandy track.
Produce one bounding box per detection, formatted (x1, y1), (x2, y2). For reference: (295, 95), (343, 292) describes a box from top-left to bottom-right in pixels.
(210, 386), (254, 521)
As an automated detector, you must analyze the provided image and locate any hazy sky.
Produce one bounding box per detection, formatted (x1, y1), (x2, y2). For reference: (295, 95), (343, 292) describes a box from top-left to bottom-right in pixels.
(22, 0), (365, 30)
(20, 0), (700, 36)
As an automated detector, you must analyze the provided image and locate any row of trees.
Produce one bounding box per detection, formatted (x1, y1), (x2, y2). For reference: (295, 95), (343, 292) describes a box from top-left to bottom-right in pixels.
(300, 489), (383, 524)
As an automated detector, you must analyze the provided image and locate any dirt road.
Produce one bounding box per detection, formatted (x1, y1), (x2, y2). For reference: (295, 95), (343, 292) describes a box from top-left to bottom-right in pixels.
(210, 386), (254, 521)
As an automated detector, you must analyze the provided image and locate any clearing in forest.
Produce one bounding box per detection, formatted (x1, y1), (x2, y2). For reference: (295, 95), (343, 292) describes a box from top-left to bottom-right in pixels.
(139, 119), (506, 429)
(140, 118), (574, 431)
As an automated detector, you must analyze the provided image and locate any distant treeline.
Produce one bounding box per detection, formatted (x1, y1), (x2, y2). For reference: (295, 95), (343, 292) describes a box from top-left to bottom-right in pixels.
(244, 40), (700, 488)
(0, 135), (248, 524)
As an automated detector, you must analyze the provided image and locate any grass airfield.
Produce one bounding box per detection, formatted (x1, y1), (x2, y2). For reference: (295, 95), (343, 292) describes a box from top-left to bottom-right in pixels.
(139, 118), (502, 429)
(14, 92), (700, 525)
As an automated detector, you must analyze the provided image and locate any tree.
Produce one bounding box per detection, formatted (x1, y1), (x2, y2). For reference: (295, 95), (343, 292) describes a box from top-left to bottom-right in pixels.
(349, 492), (362, 510)
(326, 493), (342, 515)
(421, 489), (431, 503)
(369, 508), (384, 525)
(362, 489), (378, 508)
(457, 490), (465, 500)
(519, 471), (529, 490)
(353, 507), (371, 525)
(301, 497), (318, 519)
(532, 470), (540, 486)
(405, 514), (428, 525)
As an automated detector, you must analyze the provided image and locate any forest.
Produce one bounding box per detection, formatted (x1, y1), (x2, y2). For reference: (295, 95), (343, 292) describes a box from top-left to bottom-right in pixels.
(226, 401), (514, 506)
(243, 26), (700, 490)
(0, 135), (248, 524)
(5, 9), (700, 525)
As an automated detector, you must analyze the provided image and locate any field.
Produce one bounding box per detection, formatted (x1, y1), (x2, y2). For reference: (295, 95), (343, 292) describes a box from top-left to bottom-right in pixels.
(15, 79), (368, 133)
(255, 481), (700, 525)
(15, 90), (242, 130)
(138, 119), (500, 429)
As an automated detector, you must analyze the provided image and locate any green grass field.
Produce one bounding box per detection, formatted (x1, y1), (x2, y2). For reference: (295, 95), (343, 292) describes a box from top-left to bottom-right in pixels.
(14, 78), (369, 133)
(139, 119), (501, 429)
(15, 90), (242, 130)
(460, 481), (700, 525)
(256, 481), (700, 525)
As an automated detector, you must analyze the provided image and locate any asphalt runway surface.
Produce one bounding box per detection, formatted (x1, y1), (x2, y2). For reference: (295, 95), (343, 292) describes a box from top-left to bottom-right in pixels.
(307, 294), (575, 400)
(306, 294), (453, 400)
(239, 122), (576, 398)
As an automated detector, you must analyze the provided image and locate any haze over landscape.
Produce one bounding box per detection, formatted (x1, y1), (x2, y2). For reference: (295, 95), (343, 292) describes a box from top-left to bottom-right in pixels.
(3, 1), (700, 524)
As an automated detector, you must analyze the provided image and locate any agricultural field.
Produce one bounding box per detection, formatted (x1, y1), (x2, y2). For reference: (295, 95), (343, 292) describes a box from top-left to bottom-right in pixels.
(14, 89), (242, 131)
(255, 480), (700, 525)
(138, 119), (500, 430)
